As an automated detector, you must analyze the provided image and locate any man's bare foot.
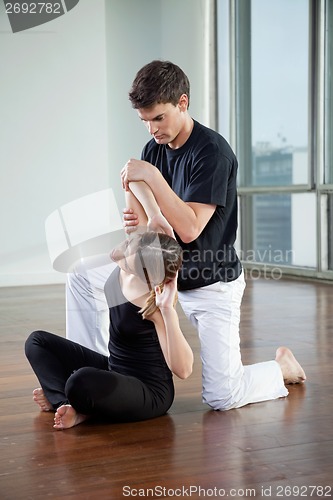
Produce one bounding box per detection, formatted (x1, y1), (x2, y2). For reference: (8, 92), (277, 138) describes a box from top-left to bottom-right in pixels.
(33, 388), (53, 412)
(275, 346), (306, 384)
(53, 404), (89, 430)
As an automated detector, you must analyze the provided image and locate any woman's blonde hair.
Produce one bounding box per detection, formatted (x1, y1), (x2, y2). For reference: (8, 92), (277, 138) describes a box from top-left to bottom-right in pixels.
(131, 232), (182, 319)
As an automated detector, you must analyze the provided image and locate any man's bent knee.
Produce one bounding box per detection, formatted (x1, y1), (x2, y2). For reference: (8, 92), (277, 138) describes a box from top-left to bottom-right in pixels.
(203, 392), (241, 411)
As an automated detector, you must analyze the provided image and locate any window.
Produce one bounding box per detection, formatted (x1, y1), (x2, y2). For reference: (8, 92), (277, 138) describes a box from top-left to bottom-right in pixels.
(217, 0), (333, 280)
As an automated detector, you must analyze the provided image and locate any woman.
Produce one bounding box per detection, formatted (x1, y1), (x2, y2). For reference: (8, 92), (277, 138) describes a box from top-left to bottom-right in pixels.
(25, 184), (193, 430)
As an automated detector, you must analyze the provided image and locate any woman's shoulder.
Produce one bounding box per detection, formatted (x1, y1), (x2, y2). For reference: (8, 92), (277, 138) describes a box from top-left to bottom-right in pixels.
(117, 270), (151, 309)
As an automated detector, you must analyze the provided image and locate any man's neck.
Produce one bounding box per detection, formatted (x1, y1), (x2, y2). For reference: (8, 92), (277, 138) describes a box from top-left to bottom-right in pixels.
(168, 115), (194, 150)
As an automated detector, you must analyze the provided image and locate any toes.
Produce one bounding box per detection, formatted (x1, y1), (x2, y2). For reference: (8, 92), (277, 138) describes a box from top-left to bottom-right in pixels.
(285, 375), (306, 385)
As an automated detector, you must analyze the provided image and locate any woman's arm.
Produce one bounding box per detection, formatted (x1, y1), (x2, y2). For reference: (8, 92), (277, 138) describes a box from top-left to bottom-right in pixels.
(122, 160), (216, 243)
(151, 278), (193, 379)
(126, 181), (174, 237)
(125, 182), (148, 230)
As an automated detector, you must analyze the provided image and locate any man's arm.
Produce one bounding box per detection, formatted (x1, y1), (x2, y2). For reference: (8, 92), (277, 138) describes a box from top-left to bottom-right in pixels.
(121, 160), (216, 243)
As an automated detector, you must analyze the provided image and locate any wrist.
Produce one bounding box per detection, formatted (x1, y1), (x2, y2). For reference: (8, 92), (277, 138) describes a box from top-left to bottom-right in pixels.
(159, 306), (176, 316)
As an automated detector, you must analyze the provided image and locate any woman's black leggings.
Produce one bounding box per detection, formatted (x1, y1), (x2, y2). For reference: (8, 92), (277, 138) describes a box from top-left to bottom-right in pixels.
(25, 331), (174, 422)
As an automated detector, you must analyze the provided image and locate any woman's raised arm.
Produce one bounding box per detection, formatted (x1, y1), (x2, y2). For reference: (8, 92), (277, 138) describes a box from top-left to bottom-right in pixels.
(151, 278), (193, 380)
(126, 181), (174, 237)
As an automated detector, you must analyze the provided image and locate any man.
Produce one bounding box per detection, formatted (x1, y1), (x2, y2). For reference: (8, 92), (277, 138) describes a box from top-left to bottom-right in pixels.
(67, 60), (306, 410)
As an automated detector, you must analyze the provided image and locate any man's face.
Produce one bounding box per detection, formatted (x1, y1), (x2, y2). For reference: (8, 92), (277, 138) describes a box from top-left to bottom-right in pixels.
(137, 98), (187, 149)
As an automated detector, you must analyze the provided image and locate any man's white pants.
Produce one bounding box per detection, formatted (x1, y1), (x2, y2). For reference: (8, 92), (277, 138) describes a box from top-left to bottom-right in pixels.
(66, 264), (288, 410)
(178, 274), (288, 410)
(66, 262), (116, 357)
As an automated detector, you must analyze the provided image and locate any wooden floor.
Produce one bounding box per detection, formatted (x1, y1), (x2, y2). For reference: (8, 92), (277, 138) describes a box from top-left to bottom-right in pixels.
(0, 276), (333, 499)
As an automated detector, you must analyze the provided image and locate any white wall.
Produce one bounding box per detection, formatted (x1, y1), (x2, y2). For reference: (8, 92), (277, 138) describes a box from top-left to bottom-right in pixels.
(106, 0), (207, 209)
(0, 0), (109, 286)
(0, 0), (207, 287)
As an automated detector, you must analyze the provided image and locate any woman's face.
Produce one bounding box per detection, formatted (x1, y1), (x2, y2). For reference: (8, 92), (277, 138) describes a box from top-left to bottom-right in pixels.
(111, 236), (139, 274)
(111, 232), (166, 285)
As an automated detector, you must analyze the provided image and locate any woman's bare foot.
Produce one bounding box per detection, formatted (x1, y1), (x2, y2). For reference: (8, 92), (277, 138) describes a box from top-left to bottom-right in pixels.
(33, 388), (53, 412)
(275, 346), (306, 384)
(53, 404), (89, 430)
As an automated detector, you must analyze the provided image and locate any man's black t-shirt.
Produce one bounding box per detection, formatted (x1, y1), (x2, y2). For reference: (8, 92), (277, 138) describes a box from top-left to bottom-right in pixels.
(141, 120), (242, 291)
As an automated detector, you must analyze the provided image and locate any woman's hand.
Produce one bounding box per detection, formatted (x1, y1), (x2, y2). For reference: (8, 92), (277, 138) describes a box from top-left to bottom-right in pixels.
(155, 276), (177, 311)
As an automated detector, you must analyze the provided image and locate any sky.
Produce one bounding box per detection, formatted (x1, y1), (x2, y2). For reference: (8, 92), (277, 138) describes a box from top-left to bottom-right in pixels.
(251, 0), (309, 149)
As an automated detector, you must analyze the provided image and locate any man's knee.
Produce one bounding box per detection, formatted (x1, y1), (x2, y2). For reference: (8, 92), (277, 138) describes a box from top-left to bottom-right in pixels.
(66, 272), (97, 308)
(203, 391), (239, 411)
(66, 271), (83, 291)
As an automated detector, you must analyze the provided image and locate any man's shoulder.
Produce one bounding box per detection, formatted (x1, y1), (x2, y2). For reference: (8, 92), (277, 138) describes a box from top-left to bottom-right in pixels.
(192, 120), (236, 161)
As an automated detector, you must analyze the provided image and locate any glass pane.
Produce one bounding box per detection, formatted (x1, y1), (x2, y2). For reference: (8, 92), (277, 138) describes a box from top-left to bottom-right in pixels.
(250, 0), (309, 187)
(291, 193), (317, 267)
(251, 194), (293, 266)
(241, 193), (316, 268)
(324, 0), (333, 184)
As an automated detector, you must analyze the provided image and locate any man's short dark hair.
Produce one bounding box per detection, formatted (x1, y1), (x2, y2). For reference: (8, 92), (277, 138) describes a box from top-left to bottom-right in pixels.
(129, 60), (190, 109)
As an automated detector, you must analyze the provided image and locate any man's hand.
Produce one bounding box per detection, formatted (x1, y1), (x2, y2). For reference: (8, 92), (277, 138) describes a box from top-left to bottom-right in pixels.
(123, 208), (139, 234)
(123, 209), (175, 237)
(121, 159), (154, 191)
